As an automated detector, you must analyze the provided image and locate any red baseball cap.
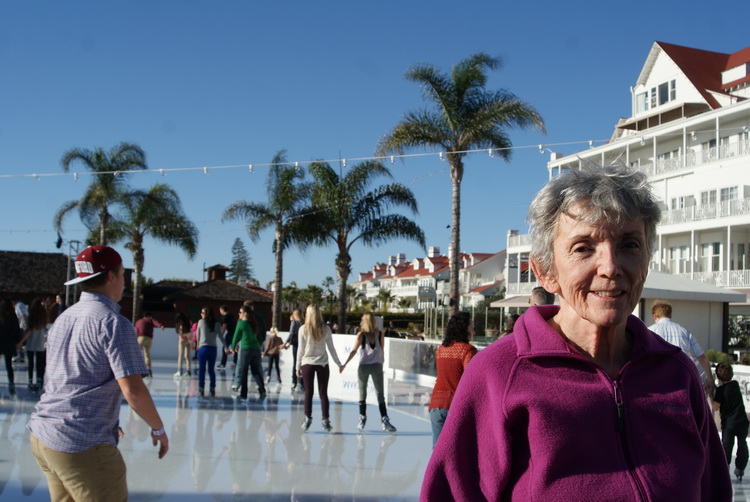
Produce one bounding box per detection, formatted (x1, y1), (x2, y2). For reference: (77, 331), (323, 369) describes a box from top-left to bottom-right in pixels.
(64, 245), (123, 286)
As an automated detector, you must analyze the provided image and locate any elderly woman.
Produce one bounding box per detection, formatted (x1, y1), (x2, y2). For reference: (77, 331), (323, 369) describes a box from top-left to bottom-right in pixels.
(421, 165), (730, 501)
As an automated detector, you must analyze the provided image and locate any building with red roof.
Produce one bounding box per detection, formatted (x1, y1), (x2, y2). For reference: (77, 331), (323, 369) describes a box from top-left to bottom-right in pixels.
(353, 246), (505, 311)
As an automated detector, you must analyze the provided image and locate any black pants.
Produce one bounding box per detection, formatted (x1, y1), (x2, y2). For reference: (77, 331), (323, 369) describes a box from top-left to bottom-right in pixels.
(723, 423), (750, 473)
(239, 348), (265, 399)
(291, 344), (303, 388)
(2, 352), (14, 384)
(267, 353), (281, 380)
(219, 332), (238, 366)
(27, 351), (46, 383)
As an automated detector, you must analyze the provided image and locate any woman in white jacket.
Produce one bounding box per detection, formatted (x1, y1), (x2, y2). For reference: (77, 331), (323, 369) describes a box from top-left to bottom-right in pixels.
(296, 304), (342, 432)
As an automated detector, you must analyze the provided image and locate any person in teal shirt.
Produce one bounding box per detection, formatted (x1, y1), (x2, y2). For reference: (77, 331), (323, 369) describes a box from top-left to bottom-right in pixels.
(230, 305), (266, 401)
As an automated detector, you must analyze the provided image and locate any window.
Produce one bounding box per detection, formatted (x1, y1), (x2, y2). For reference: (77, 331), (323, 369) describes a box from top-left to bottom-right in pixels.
(720, 186), (738, 201)
(658, 82), (669, 105)
(671, 197), (686, 210)
(650, 88), (657, 108)
(700, 190), (717, 206)
(636, 92), (648, 113)
(700, 242), (721, 272)
(670, 245), (689, 274)
(739, 244), (747, 270)
(670, 80), (676, 101)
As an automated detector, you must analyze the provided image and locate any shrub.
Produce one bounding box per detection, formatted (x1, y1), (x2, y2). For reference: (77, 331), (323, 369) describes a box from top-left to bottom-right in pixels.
(705, 349), (734, 364)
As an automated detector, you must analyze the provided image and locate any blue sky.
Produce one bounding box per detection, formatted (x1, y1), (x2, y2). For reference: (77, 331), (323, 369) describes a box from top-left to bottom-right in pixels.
(1, 1), (748, 291)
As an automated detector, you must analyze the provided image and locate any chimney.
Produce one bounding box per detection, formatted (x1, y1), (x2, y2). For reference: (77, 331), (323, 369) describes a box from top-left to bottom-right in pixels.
(396, 253), (406, 265)
(428, 246), (440, 258)
(205, 265), (229, 281)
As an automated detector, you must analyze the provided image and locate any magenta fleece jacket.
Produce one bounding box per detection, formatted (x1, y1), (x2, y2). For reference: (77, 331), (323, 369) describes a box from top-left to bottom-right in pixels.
(421, 305), (731, 501)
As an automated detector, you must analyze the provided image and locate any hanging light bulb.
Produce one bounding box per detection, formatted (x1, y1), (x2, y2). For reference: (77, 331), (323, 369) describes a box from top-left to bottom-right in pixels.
(159, 169), (166, 177)
(203, 167), (208, 175)
(538, 145), (544, 154)
(439, 152), (444, 161)
(390, 156), (395, 164)
(488, 149), (494, 157)
(342, 159), (347, 168)
(690, 131), (697, 141)
(248, 164), (254, 174)
(589, 140), (594, 148)
(73, 172), (78, 181)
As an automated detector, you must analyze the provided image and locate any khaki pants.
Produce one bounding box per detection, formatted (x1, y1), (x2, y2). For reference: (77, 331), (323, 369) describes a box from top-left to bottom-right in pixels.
(137, 335), (153, 371)
(31, 434), (127, 502)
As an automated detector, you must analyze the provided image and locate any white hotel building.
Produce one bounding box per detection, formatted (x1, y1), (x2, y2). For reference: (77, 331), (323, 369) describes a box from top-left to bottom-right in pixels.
(506, 41), (750, 350)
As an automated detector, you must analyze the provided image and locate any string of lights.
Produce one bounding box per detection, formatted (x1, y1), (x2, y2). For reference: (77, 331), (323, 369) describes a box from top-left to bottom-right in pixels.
(0, 140), (607, 181)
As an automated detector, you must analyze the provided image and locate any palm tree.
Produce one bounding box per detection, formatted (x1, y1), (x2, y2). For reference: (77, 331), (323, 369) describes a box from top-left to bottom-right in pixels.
(55, 142), (148, 245)
(282, 282), (300, 312)
(345, 285), (358, 310)
(376, 288), (394, 313)
(292, 160), (425, 330)
(222, 150), (311, 329)
(108, 184), (198, 322)
(397, 297), (412, 311)
(378, 53), (545, 314)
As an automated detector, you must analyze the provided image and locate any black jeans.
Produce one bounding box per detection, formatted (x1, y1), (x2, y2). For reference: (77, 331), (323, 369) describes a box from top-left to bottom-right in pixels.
(239, 348), (265, 399)
(27, 351), (46, 383)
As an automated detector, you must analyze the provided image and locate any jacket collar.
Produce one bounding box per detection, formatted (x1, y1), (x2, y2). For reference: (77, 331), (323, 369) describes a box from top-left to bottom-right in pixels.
(513, 305), (680, 361)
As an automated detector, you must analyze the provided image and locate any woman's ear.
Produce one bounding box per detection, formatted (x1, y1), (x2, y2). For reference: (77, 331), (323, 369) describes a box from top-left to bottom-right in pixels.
(530, 258), (560, 294)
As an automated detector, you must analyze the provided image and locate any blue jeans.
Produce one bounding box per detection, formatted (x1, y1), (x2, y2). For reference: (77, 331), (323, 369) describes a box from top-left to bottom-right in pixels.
(429, 408), (449, 449)
(197, 346), (217, 390)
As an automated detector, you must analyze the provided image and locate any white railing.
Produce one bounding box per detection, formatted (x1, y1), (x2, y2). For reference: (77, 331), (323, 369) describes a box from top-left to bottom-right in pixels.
(506, 282), (538, 295)
(635, 139), (750, 177)
(678, 270), (750, 288)
(508, 234), (532, 248)
(661, 197), (750, 225)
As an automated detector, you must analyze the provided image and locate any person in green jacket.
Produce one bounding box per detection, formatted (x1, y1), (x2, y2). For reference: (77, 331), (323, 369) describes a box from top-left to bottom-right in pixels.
(229, 305), (266, 401)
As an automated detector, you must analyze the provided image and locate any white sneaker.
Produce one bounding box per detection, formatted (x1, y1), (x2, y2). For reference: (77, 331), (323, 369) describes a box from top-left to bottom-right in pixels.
(173, 371), (182, 378)
(302, 416), (312, 431)
(357, 415), (366, 431)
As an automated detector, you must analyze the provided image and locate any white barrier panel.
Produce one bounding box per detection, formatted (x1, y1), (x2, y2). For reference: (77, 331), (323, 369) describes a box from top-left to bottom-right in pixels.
(149, 331), (386, 406)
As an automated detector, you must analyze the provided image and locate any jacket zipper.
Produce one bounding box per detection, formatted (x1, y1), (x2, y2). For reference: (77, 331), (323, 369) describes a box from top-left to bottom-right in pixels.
(613, 379), (648, 501)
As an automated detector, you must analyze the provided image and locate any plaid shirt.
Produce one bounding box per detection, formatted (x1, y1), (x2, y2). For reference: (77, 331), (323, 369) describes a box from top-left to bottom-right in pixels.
(27, 292), (147, 453)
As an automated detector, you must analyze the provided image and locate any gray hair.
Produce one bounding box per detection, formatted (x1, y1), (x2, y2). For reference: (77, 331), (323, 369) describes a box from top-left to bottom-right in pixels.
(527, 164), (661, 276)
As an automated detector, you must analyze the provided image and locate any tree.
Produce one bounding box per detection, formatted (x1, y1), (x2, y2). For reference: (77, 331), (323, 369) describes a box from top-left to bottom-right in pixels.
(282, 282), (301, 312)
(229, 238), (253, 284)
(345, 285), (358, 310)
(397, 297), (412, 311)
(55, 142), (148, 245)
(108, 184), (198, 322)
(299, 284), (324, 306)
(378, 53), (545, 314)
(292, 160), (425, 330)
(322, 276), (336, 317)
(376, 288), (394, 313)
(222, 150), (311, 329)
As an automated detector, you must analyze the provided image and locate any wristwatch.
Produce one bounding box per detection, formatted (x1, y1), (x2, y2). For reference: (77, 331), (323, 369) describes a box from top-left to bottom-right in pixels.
(151, 427), (166, 436)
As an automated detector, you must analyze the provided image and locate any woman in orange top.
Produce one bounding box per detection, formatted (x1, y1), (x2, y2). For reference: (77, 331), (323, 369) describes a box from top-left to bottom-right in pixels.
(428, 311), (477, 448)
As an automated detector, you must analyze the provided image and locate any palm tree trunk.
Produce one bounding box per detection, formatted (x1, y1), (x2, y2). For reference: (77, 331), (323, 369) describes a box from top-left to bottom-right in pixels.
(335, 253), (351, 334)
(449, 159), (463, 315)
(132, 245), (145, 323)
(273, 227), (284, 330)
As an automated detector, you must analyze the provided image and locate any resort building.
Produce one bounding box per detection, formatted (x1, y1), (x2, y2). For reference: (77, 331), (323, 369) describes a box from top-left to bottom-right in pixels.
(353, 246), (505, 312)
(506, 41), (750, 351)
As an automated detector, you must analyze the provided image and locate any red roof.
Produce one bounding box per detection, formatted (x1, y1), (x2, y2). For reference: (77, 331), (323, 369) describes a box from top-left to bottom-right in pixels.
(469, 280), (504, 294)
(722, 45), (750, 89)
(657, 41), (731, 109)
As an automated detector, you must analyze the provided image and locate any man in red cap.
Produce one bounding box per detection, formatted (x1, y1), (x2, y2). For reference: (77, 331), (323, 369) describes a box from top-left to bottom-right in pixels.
(27, 245), (169, 501)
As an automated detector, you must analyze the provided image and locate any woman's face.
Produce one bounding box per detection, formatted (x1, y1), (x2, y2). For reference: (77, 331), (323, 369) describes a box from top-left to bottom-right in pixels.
(537, 204), (649, 331)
